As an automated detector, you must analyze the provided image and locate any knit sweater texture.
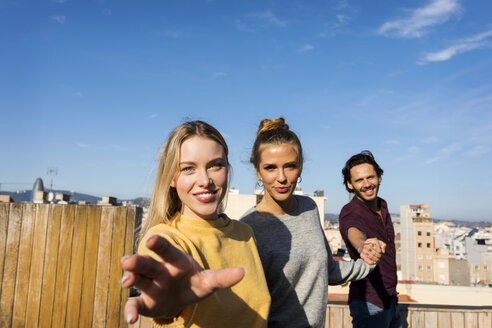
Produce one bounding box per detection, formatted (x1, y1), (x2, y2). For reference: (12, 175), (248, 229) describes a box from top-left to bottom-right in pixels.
(241, 195), (373, 328)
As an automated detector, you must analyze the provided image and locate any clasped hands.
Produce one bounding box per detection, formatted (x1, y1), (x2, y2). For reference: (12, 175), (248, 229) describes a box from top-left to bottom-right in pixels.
(358, 238), (386, 265)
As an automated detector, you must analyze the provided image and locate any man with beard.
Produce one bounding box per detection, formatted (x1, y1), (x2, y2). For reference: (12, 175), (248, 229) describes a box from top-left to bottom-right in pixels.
(339, 151), (401, 328)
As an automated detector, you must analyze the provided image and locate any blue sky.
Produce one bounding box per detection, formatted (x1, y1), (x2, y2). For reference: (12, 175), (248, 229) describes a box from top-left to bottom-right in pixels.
(2, 0), (492, 221)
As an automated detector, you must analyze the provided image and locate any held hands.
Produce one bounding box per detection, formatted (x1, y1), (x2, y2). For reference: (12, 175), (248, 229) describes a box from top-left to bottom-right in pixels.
(359, 238), (386, 265)
(121, 235), (245, 324)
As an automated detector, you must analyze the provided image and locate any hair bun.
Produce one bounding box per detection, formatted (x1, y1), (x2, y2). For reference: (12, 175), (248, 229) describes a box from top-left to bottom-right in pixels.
(257, 117), (289, 136)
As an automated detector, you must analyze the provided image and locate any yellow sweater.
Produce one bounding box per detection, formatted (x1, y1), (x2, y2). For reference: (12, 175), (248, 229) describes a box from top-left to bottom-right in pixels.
(138, 213), (271, 328)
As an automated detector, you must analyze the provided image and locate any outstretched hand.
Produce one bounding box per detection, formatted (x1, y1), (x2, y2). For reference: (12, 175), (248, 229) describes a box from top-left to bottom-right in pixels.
(359, 238), (386, 265)
(121, 235), (246, 324)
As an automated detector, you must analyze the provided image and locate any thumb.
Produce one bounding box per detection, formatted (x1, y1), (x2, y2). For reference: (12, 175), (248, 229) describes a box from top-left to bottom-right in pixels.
(202, 267), (246, 290)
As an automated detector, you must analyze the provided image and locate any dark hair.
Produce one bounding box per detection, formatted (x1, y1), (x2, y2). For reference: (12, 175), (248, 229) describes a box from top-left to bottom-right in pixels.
(342, 150), (383, 193)
(250, 117), (303, 170)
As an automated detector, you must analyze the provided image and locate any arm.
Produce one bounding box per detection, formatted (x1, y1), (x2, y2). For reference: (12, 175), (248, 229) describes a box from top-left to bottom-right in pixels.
(121, 235), (245, 324)
(327, 241), (375, 285)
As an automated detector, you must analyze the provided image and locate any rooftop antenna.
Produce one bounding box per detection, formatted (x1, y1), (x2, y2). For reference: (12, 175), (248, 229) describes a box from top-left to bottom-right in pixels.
(47, 167), (58, 193)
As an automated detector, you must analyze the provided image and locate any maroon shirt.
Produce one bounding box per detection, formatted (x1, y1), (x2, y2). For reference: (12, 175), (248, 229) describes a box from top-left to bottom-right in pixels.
(339, 196), (398, 309)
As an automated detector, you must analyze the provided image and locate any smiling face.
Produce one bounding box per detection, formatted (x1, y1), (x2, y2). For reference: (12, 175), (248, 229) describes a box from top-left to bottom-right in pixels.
(171, 136), (228, 220)
(256, 143), (301, 212)
(346, 163), (381, 206)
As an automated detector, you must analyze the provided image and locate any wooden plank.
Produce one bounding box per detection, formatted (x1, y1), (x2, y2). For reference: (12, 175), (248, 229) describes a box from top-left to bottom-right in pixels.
(51, 205), (76, 328)
(451, 312), (464, 328)
(0, 203), (23, 327)
(39, 204), (63, 327)
(411, 310), (424, 328)
(424, 311), (437, 328)
(107, 206), (127, 327)
(342, 306), (352, 328)
(120, 206), (138, 328)
(478, 312), (492, 328)
(12, 204), (36, 327)
(79, 205), (102, 328)
(438, 311), (451, 328)
(329, 306), (344, 328)
(92, 206), (115, 327)
(465, 312), (478, 328)
(66, 205), (88, 327)
(25, 204), (50, 326)
(0, 203), (10, 295)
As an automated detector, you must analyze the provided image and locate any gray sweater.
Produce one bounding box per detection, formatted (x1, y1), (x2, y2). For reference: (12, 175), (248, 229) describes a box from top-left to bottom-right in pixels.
(241, 195), (374, 328)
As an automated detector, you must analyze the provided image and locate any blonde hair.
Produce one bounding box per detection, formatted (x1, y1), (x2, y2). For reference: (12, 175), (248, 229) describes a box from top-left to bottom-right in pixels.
(140, 121), (230, 240)
(250, 117), (303, 170)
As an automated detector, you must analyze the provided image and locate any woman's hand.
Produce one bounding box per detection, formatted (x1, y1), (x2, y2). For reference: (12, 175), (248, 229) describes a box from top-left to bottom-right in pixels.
(121, 235), (245, 324)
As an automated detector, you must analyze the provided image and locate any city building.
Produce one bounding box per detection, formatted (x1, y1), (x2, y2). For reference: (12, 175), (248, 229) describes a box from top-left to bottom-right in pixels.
(400, 204), (435, 282)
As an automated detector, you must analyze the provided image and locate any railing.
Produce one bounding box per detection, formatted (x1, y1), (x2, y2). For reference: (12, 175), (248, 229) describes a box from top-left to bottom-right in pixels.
(326, 302), (492, 328)
(0, 203), (141, 327)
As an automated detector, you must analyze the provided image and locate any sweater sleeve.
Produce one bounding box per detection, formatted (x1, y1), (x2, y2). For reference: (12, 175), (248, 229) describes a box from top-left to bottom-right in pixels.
(327, 243), (375, 285)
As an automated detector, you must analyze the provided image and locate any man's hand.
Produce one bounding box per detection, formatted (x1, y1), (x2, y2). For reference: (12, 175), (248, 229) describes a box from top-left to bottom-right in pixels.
(358, 238), (386, 265)
(121, 235), (245, 324)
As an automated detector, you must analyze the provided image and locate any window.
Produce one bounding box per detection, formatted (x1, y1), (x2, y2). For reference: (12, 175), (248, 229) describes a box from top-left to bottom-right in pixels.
(427, 265), (432, 271)
(418, 231), (422, 236)
(418, 242), (422, 248)
(439, 274), (445, 282)
(485, 266), (488, 271)
(439, 262), (445, 268)
(418, 265), (423, 271)
(417, 254), (423, 260)
(475, 265), (480, 271)
(427, 232), (431, 236)
(426, 255), (432, 260)
(427, 243), (431, 248)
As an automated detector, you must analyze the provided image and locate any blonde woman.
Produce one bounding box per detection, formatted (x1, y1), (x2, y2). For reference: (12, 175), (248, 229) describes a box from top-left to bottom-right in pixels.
(121, 121), (270, 327)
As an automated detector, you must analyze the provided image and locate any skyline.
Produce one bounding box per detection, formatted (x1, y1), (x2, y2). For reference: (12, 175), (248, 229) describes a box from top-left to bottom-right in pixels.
(2, 0), (492, 221)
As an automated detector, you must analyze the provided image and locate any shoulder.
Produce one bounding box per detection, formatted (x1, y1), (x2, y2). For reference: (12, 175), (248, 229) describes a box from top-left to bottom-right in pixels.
(239, 206), (262, 225)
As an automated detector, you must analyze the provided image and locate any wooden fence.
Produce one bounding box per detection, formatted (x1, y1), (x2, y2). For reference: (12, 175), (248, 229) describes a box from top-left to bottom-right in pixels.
(326, 302), (492, 328)
(0, 203), (141, 328)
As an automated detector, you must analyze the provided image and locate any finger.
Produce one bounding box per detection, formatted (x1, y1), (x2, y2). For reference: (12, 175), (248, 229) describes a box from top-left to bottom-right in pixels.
(122, 254), (165, 280)
(146, 235), (192, 267)
(378, 241), (387, 253)
(196, 267), (245, 296)
(124, 297), (141, 324)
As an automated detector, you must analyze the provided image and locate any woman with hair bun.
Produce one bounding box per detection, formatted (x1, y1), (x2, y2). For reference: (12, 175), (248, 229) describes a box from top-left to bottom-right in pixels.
(241, 117), (385, 328)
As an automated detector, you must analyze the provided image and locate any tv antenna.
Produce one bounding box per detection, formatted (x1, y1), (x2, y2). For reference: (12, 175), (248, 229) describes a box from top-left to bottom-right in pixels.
(47, 167), (58, 192)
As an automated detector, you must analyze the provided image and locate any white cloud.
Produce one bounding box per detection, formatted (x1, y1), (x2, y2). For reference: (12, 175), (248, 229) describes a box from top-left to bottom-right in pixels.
(149, 114), (158, 119)
(246, 11), (287, 28)
(336, 14), (350, 25)
(420, 136), (439, 144)
(385, 139), (400, 145)
(236, 11), (287, 31)
(420, 29), (492, 64)
(212, 72), (227, 78)
(296, 44), (313, 53)
(161, 30), (184, 38)
(379, 0), (460, 38)
(73, 91), (83, 97)
(102, 9), (112, 16)
(51, 15), (66, 24)
(76, 143), (92, 149)
(424, 143), (462, 164)
(465, 145), (489, 157)
(52, 0), (67, 3)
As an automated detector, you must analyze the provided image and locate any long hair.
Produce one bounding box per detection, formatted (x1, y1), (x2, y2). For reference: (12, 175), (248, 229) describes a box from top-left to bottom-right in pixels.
(140, 121), (230, 240)
(250, 117), (303, 171)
